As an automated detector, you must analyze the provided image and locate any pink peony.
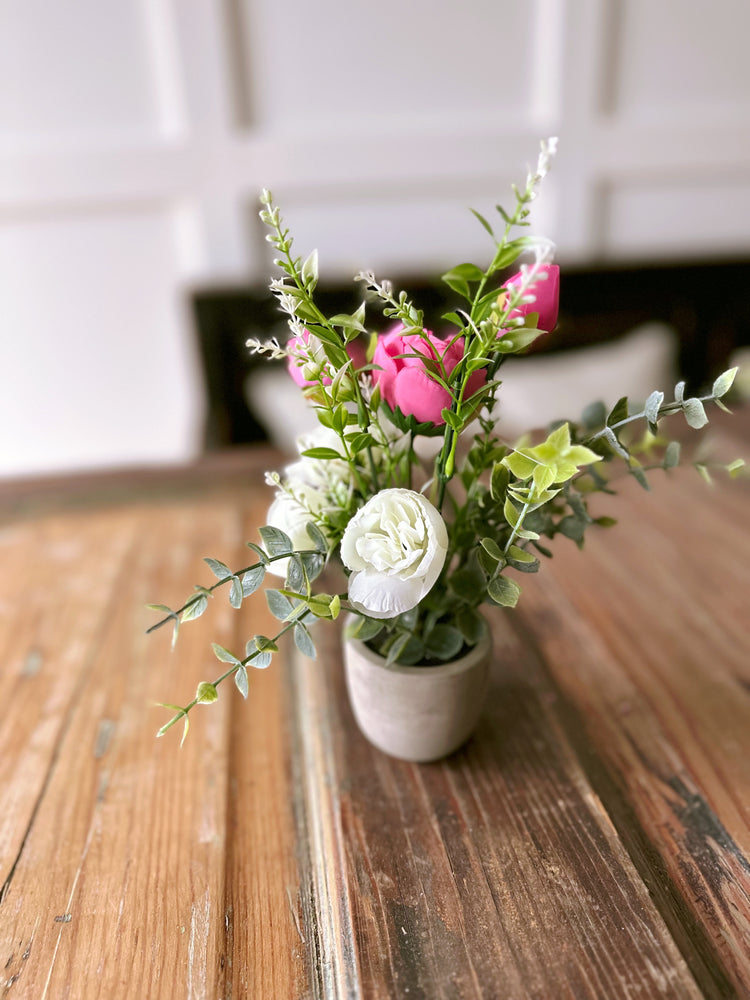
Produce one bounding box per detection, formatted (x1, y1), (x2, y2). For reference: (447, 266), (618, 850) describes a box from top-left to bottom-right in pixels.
(372, 326), (486, 426)
(287, 330), (366, 388)
(502, 263), (560, 334)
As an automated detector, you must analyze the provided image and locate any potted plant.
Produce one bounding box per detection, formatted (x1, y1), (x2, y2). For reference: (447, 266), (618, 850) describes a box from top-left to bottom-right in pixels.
(149, 138), (742, 761)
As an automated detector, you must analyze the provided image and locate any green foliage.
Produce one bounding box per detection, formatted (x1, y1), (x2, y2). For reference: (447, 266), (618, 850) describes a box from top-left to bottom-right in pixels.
(151, 150), (744, 737)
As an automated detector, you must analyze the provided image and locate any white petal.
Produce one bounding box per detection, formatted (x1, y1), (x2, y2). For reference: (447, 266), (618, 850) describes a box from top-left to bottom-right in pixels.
(348, 570), (424, 619)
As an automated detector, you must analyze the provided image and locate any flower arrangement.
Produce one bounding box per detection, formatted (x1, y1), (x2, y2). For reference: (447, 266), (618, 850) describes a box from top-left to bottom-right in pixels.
(150, 138), (742, 743)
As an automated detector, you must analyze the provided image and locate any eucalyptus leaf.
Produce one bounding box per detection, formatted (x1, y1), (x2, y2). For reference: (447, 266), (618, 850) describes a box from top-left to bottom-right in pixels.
(242, 565), (265, 596)
(488, 575), (521, 608)
(424, 625), (464, 661)
(664, 440), (681, 469)
(682, 397), (708, 429)
(229, 577), (243, 609)
(712, 367), (737, 398)
(181, 595), (208, 622)
(294, 623), (316, 659)
(266, 589), (294, 620)
(204, 557), (231, 581)
(234, 666), (249, 699)
(644, 390), (664, 425)
(212, 643), (240, 665)
(259, 525), (293, 558)
(306, 521), (329, 553)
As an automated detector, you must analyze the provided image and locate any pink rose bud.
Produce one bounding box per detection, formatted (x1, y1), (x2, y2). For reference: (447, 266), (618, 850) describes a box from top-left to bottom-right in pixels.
(502, 263), (560, 334)
(372, 325), (486, 426)
(287, 330), (366, 388)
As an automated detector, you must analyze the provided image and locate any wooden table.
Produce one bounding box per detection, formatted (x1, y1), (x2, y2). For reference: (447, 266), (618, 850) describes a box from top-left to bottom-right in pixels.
(1, 426), (748, 999)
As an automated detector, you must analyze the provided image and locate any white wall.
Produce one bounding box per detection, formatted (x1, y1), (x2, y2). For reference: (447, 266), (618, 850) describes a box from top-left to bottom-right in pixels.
(1, 0), (749, 476)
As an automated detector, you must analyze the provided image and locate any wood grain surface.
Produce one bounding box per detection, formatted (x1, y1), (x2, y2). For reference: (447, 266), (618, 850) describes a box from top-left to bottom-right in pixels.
(0, 444), (748, 998)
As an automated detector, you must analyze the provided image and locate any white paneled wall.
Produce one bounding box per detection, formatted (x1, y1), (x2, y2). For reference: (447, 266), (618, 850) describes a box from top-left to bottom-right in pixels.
(1, 0), (749, 476)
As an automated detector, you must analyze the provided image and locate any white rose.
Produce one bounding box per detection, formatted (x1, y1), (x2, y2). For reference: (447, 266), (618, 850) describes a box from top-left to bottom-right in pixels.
(340, 488), (448, 619)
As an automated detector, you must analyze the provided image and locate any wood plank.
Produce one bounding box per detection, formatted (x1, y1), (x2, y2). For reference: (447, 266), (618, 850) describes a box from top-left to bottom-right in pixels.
(0, 509), (140, 891)
(515, 469), (750, 997)
(289, 617), (703, 998)
(221, 501), (308, 999)
(0, 498), (241, 997)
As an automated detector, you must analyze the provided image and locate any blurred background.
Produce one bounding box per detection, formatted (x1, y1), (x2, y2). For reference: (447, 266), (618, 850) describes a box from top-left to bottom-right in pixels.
(1, 0), (749, 478)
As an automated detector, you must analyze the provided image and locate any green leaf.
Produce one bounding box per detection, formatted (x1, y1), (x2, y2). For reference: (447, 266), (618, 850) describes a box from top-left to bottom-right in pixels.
(286, 554), (306, 593)
(607, 396), (629, 427)
(252, 651), (273, 669)
(508, 544), (536, 564)
(196, 681), (218, 705)
(490, 463), (510, 501)
(441, 408), (463, 431)
(294, 623), (316, 658)
(306, 521), (329, 553)
(301, 248), (319, 287)
(385, 631), (413, 665)
(504, 497), (520, 528)
(712, 367), (738, 398)
(581, 401), (606, 430)
(455, 607), (485, 645)
(480, 537), (504, 563)
(148, 603), (176, 617)
(470, 208), (495, 237)
(346, 431), (375, 454)
(329, 312), (367, 334)
(674, 380), (686, 405)
(629, 465), (650, 491)
(442, 311), (466, 328)
(644, 389), (664, 425)
(242, 565), (265, 596)
(234, 666), (249, 699)
(204, 557), (231, 581)
(727, 458), (745, 478)
(424, 625), (464, 661)
(259, 525), (293, 558)
(488, 575), (521, 608)
(682, 397), (708, 429)
(441, 274), (470, 298)
(250, 635), (278, 654)
(345, 616), (383, 642)
(266, 589), (294, 620)
(299, 446), (344, 461)
(229, 577), (243, 609)
(443, 262), (485, 283)
(181, 595), (208, 622)
(604, 426), (630, 460)
(212, 643), (240, 665)
(663, 440), (681, 469)
(246, 542), (269, 565)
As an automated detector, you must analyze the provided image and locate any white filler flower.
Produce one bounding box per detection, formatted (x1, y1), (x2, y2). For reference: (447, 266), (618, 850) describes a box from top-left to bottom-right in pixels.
(266, 486), (324, 579)
(341, 489), (448, 619)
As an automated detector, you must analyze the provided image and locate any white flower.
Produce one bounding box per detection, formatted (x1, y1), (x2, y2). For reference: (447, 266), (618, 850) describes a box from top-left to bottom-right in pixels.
(266, 488), (324, 578)
(341, 489), (448, 619)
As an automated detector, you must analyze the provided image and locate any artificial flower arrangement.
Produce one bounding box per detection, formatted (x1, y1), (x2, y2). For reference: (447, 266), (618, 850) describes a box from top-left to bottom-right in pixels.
(149, 139), (741, 749)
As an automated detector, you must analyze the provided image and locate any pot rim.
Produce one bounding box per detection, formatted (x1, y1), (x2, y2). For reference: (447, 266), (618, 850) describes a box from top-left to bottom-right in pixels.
(344, 614), (491, 678)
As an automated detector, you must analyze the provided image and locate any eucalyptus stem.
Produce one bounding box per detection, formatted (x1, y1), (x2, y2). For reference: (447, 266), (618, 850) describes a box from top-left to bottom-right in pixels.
(147, 548), (323, 634)
(157, 617), (299, 738)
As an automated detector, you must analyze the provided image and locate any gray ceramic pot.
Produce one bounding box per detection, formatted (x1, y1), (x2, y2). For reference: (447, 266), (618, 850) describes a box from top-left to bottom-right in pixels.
(343, 620), (491, 762)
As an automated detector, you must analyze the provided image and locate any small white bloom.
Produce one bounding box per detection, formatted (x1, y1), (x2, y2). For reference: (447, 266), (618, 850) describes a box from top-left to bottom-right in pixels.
(341, 489), (448, 619)
(266, 488), (325, 578)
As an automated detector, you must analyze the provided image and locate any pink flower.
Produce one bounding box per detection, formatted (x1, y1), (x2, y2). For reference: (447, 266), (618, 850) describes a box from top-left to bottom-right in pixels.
(287, 330), (366, 387)
(372, 326), (486, 426)
(502, 263), (560, 334)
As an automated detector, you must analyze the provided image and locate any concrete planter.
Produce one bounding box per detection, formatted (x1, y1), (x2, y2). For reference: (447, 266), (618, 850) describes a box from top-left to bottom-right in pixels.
(343, 620), (491, 762)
